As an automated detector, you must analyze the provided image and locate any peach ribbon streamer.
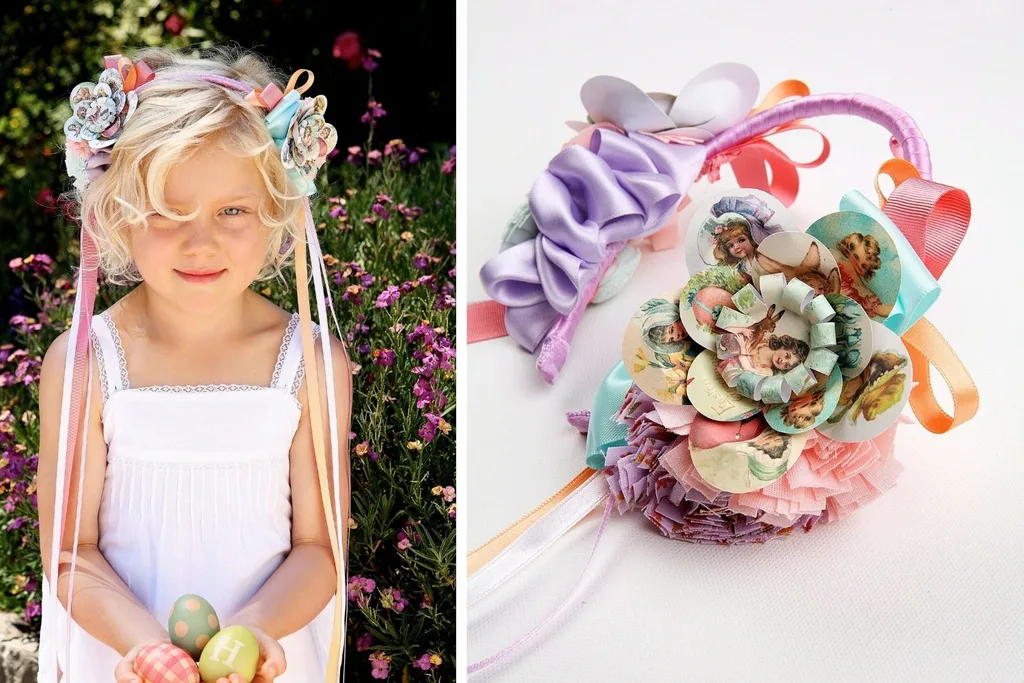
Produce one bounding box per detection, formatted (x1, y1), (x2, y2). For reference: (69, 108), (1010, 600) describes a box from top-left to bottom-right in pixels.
(468, 467), (596, 576)
(901, 318), (979, 433)
(294, 216), (348, 683)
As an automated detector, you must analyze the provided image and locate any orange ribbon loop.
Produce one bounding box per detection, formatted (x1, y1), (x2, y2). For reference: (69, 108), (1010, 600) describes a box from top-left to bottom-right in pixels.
(874, 157), (921, 207)
(285, 68), (314, 95)
(751, 79), (812, 114)
(901, 318), (979, 433)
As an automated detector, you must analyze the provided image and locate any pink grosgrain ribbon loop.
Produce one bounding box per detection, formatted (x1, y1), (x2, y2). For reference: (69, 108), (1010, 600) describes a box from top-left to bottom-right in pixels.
(881, 176), (971, 280)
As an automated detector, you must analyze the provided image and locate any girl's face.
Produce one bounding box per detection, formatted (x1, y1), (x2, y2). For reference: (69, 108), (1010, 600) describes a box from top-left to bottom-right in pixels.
(726, 233), (754, 259)
(772, 348), (799, 371)
(131, 145), (271, 310)
(660, 321), (686, 344)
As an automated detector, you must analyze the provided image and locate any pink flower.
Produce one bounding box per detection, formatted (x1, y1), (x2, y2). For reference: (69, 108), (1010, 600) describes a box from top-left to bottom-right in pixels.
(367, 150), (382, 164)
(442, 486), (455, 502)
(164, 14), (186, 36)
(379, 587), (408, 612)
(36, 188), (57, 215)
(333, 31), (364, 69)
(356, 632), (373, 651)
(441, 145), (456, 175)
(397, 534), (411, 551)
(368, 651), (391, 679)
(412, 653), (433, 670)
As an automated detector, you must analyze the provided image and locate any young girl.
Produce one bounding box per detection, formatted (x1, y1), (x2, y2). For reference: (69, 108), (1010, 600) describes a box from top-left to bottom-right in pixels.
(710, 216), (757, 274)
(37, 46), (351, 683)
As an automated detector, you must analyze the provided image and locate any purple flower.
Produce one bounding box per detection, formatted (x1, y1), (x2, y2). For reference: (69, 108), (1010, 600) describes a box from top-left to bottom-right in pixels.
(23, 601), (40, 621)
(375, 286), (400, 308)
(413, 253), (429, 270)
(356, 632), (373, 651)
(419, 420), (437, 443)
(7, 517), (24, 530)
(362, 56), (378, 72)
(412, 654), (432, 671)
(371, 203), (391, 220)
(397, 532), (411, 551)
(329, 205), (346, 218)
(373, 349), (396, 367)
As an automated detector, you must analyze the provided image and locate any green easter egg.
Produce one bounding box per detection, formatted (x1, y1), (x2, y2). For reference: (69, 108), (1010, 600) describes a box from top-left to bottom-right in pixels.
(167, 594), (221, 661)
(198, 625), (260, 683)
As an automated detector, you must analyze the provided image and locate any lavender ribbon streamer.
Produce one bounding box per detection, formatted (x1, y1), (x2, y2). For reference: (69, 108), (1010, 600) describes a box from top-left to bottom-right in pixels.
(480, 129), (706, 351)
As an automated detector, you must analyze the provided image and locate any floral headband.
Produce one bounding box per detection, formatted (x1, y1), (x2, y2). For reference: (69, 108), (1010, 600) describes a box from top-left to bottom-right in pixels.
(51, 55), (348, 683)
(467, 63), (979, 675)
(62, 55), (338, 195)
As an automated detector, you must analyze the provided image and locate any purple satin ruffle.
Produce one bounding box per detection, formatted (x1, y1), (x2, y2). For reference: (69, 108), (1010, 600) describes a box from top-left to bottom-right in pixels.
(480, 129), (706, 351)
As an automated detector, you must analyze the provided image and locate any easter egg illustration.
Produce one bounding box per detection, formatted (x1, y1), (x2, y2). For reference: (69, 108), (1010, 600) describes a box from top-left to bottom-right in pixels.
(167, 594), (221, 660)
(198, 625), (260, 683)
(135, 642), (201, 683)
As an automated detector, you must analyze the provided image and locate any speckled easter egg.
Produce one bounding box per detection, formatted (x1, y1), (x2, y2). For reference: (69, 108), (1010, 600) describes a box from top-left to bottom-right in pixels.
(135, 642), (201, 683)
(167, 594), (220, 660)
(198, 625), (259, 683)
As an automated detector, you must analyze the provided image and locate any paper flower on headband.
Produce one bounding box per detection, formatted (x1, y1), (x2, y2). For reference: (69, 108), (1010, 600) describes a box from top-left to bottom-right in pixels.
(260, 81), (338, 195)
(63, 56), (154, 190)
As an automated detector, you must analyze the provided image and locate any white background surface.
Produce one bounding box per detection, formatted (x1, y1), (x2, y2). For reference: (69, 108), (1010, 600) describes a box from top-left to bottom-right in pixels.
(465, 1), (1024, 681)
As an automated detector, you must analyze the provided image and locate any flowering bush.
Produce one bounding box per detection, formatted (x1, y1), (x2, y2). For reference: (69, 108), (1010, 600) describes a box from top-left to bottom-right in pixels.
(0, 26), (454, 683)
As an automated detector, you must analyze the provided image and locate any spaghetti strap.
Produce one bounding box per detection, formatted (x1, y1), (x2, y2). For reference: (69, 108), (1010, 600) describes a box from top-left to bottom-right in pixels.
(91, 311), (129, 402)
(271, 313), (321, 398)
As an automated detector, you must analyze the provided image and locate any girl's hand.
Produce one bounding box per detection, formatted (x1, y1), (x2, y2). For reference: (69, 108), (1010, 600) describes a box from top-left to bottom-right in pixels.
(214, 625), (288, 683)
(113, 640), (169, 683)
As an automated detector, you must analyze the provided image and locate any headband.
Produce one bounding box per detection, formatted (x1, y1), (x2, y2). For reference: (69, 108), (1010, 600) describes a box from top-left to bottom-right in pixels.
(52, 55), (348, 683)
(467, 62), (978, 674)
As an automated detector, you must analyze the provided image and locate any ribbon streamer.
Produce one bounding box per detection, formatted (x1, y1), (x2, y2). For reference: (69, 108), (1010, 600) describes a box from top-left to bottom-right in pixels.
(468, 469), (608, 604)
(901, 317), (979, 433)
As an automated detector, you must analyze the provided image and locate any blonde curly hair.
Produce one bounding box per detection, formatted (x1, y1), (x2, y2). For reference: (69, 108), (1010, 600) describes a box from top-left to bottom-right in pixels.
(64, 45), (307, 286)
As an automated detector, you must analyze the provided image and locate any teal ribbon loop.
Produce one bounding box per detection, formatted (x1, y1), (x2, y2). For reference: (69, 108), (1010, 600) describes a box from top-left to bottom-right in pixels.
(584, 361), (633, 469)
(839, 190), (940, 335)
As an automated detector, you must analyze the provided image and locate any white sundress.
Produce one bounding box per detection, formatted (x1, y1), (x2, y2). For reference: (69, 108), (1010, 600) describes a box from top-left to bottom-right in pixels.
(38, 310), (338, 683)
